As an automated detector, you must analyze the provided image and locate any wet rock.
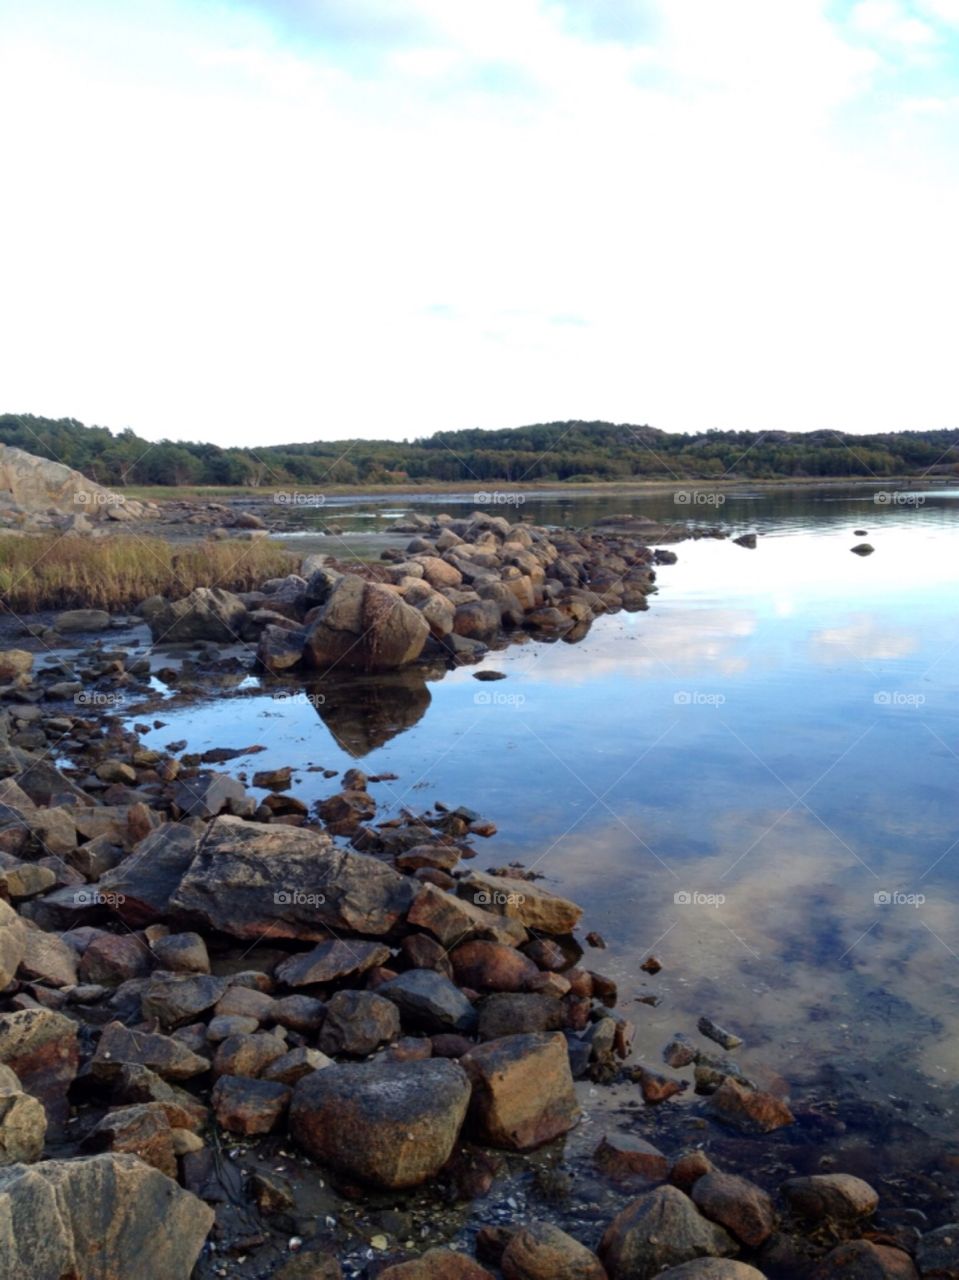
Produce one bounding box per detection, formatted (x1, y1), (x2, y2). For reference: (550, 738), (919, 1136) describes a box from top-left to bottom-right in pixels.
(463, 1031), (579, 1150)
(478, 992), (564, 1040)
(459, 871), (583, 934)
(451, 939), (540, 992)
(256, 624), (306, 672)
(170, 815), (415, 940)
(698, 1017), (743, 1050)
(599, 1185), (737, 1280)
(290, 1056), (471, 1189)
(851, 544), (875, 556)
(317, 989), (400, 1056)
(635, 1067), (688, 1104)
(408, 882), (527, 949)
(0, 1007), (79, 1125)
(811, 1241), (918, 1280)
(664, 1034), (698, 1068)
(92, 1020), (210, 1082)
(707, 1077), (795, 1133)
(594, 1134), (669, 1181)
(211, 1074), (291, 1134)
(0, 898), (27, 988)
(54, 608), (112, 632)
(396, 843), (463, 872)
(670, 1151), (715, 1192)
(379, 1250), (494, 1279)
(501, 1221), (608, 1279)
(782, 1174), (879, 1224)
(304, 574), (429, 671)
(0, 1151), (213, 1280)
(79, 933), (153, 985)
(0, 1062), (46, 1163)
(173, 770), (254, 819)
(692, 1171), (777, 1247)
(150, 931), (210, 974)
(142, 586), (248, 642)
(85, 1102), (177, 1177)
(732, 534), (757, 549)
(917, 1225), (959, 1280)
(379, 969), (478, 1034)
(656, 1264), (768, 1280)
(275, 938), (390, 988)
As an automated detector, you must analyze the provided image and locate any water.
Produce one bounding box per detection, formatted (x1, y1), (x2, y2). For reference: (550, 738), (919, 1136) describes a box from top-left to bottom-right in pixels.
(135, 484), (959, 1199)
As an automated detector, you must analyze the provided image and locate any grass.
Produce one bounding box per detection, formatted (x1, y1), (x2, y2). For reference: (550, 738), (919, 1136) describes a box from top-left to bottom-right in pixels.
(0, 534), (296, 613)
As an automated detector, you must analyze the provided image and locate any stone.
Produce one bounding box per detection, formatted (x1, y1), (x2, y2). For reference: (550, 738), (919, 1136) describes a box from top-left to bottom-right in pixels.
(98, 823), (200, 926)
(19, 929), (79, 987)
(917, 1225), (959, 1280)
(0, 1007), (79, 1125)
(811, 1242), (918, 1280)
(0, 1152), (213, 1280)
(92, 1021), (209, 1082)
(396, 843), (463, 872)
(378, 969), (478, 1034)
(169, 815), (415, 940)
(697, 1017), (743, 1050)
(478, 992), (564, 1040)
(594, 1134), (669, 1181)
(459, 871), (583, 934)
(275, 939), (390, 988)
(54, 608), (112, 632)
(79, 933), (153, 985)
(140, 972), (228, 1030)
(781, 1173), (879, 1223)
(408, 882), (527, 949)
(211, 1075), (291, 1135)
(110, 1064), (208, 1132)
(664, 1034), (698, 1068)
(3, 862), (57, 898)
(0, 649), (33, 680)
(692, 1171), (777, 1247)
(501, 1222), (608, 1280)
(206, 1014), (259, 1041)
(599, 1186), (737, 1280)
(257, 624), (307, 672)
(150, 931), (210, 974)
(142, 586), (248, 643)
(304, 575), (429, 671)
(85, 1103), (177, 1178)
(0, 898), (27, 988)
(213, 984), (275, 1022)
(291, 1057), (471, 1189)
(462, 1032), (579, 1150)
(318, 989), (401, 1056)
(670, 1151), (715, 1192)
(707, 1078), (795, 1133)
(271, 994), (327, 1033)
(212, 1031), (286, 1079)
(451, 940), (539, 992)
(655, 1264), (768, 1280)
(173, 771), (253, 819)
(378, 1251), (494, 1279)
(0, 1062), (47, 1163)
(261, 1046), (332, 1086)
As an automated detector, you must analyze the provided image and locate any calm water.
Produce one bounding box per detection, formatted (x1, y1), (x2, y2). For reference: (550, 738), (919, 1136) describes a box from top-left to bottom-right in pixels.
(136, 484), (959, 1180)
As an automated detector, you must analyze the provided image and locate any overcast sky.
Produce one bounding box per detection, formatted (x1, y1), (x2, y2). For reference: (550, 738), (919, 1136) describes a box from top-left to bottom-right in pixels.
(2, 0), (958, 446)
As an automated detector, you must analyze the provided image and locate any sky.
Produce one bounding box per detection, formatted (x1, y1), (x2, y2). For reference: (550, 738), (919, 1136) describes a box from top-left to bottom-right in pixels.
(1, 0), (958, 447)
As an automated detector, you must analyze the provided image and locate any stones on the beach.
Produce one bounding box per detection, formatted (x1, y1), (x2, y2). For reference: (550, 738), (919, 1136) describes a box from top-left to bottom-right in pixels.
(450, 939), (540, 992)
(656, 1263), (768, 1280)
(599, 1185), (737, 1280)
(634, 1066), (688, 1104)
(140, 972), (227, 1029)
(304, 575), (429, 672)
(462, 1031), (580, 1150)
(664, 1034), (698, 1068)
(0, 898), (27, 988)
(851, 543), (875, 556)
(92, 1020), (210, 1082)
(261, 1046), (332, 1086)
(707, 1077), (795, 1133)
(670, 1151), (715, 1192)
(692, 1171), (777, 1247)
(98, 823), (200, 926)
(211, 1074), (291, 1135)
(378, 1250), (494, 1279)
(0, 1007), (79, 1125)
(0, 1063), (47, 1164)
(0, 648), (33, 680)
(477, 992), (564, 1040)
(781, 1173), (879, 1223)
(54, 608), (112, 632)
(150, 930), (210, 974)
(500, 1221), (608, 1280)
(275, 939), (390, 988)
(141, 586), (248, 642)
(84, 1102), (178, 1177)
(697, 1017), (743, 1050)
(811, 1241), (918, 1280)
(917, 1225), (959, 1280)
(19, 928), (79, 987)
(408, 882), (527, 949)
(78, 932), (153, 985)
(212, 1031), (286, 1079)
(459, 871), (583, 934)
(317, 989), (401, 1056)
(378, 969), (478, 1034)
(594, 1133), (669, 1181)
(0, 1152), (213, 1280)
(290, 1057), (471, 1189)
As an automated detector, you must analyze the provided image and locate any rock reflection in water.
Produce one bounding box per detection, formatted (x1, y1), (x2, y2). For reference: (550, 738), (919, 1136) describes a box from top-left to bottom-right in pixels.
(307, 667), (434, 757)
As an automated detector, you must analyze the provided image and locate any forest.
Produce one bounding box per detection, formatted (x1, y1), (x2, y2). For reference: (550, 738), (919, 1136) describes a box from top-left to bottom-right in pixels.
(1, 413), (956, 488)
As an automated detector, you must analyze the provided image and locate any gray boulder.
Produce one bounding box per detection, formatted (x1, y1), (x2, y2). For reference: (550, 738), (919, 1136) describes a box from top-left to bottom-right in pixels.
(304, 574), (429, 671)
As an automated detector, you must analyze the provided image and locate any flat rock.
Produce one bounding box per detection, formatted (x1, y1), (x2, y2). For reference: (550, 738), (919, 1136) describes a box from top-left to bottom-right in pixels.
(459, 871), (583, 934)
(462, 1031), (580, 1150)
(378, 969), (478, 1034)
(275, 938), (390, 987)
(92, 1021), (210, 1082)
(212, 1074), (291, 1135)
(812, 1242), (918, 1280)
(98, 824), (201, 926)
(408, 882), (527, 949)
(594, 1134), (669, 1181)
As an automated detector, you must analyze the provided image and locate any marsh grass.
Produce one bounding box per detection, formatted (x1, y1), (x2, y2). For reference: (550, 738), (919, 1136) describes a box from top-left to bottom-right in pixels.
(0, 534), (295, 613)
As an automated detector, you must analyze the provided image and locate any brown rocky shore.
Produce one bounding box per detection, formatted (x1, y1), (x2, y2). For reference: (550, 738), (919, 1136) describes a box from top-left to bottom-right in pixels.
(0, 509), (953, 1280)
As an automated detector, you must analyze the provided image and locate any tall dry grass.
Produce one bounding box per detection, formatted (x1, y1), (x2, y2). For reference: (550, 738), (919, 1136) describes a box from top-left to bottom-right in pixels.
(0, 534), (295, 612)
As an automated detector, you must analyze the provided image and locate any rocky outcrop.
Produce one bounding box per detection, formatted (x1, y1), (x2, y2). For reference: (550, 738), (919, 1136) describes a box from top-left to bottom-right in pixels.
(304, 575), (430, 672)
(141, 586), (248, 643)
(0, 443), (145, 523)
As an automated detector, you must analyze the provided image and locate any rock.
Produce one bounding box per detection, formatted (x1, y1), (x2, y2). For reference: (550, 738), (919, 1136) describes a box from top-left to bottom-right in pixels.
(478, 992), (564, 1040)
(53, 608), (112, 632)
(378, 969), (478, 1034)
(0, 649), (33, 681)
(599, 1185), (737, 1280)
(290, 1057), (471, 1189)
(142, 586), (248, 642)
(811, 1241), (918, 1280)
(0, 1008), (79, 1125)
(0, 1151), (213, 1279)
(462, 1032), (579, 1150)
(408, 882), (527, 949)
(400, 933), (455, 978)
(304, 575), (429, 671)
(150, 932), (210, 974)
(213, 984), (275, 1022)
(91, 1021), (209, 1082)
(271, 994), (326, 1033)
(707, 1078), (795, 1133)
(917, 1225), (959, 1280)
(396, 843), (462, 873)
(451, 940), (539, 992)
(698, 1017), (742, 1050)
(0, 1062), (47, 1163)
(3, 863), (57, 899)
(257, 624), (306, 672)
(262, 1046), (332, 1086)
(594, 1134), (669, 1181)
(85, 1103), (177, 1178)
(274, 1249), (344, 1280)
(110, 1063), (208, 1132)
(378, 1250), (494, 1279)
(139, 972), (225, 1030)
(275, 938), (390, 987)
(317, 989), (401, 1056)
(633, 1067), (687, 1104)
(664, 1034), (698, 1068)
(98, 823), (200, 926)
(0, 898), (27, 988)
(732, 534), (757, 549)
(206, 1014), (259, 1041)
(170, 815), (415, 940)
(459, 871), (583, 934)
(670, 1151), (715, 1192)
(851, 543), (875, 556)
(212, 1030), (286, 1079)
(501, 1221), (608, 1279)
(79, 933), (153, 985)
(173, 771), (253, 819)
(19, 929), (79, 987)
(95, 760), (137, 787)
(211, 1074), (291, 1135)
(692, 1171), (777, 1247)
(655, 1264), (768, 1280)
(782, 1174), (879, 1223)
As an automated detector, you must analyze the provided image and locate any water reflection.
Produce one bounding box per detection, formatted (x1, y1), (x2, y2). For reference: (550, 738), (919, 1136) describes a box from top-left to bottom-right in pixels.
(309, 668), (434, 757)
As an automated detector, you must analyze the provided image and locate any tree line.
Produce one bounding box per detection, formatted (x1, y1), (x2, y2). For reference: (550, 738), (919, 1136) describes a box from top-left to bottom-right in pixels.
(1, 413), (956, 487)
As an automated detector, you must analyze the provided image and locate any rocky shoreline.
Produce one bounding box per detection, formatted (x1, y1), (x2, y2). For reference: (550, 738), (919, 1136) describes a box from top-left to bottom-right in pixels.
(0, 510), (954, 1280)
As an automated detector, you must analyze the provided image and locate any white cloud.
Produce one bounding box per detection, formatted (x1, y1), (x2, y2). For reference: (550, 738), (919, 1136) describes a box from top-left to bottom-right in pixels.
(851, 0), (939, 46)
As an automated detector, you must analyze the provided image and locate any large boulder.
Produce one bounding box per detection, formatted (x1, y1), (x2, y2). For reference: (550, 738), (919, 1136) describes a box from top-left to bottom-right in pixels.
(0, 1152), (213, 1279)
(290, 1057), (471, 1189)
(459, 871), (583, 935)
(501, 1221), (608, 1279)
(0, 1008), (79, 1126)
(0, 1063), (47, 1164)
(0, 899), (26, 988)
(141, 586), (248, 643)
(304, 575), (429, 671)
(462, 1032), (579, 1150)
(98, 824), (200, 926)
(378, 969), (478, 1034)
(0, 443), (144, 520)
(599, 1186), (737, 1280)
(170, 816), (415, 940)
(781, 1173), (879, 1223)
